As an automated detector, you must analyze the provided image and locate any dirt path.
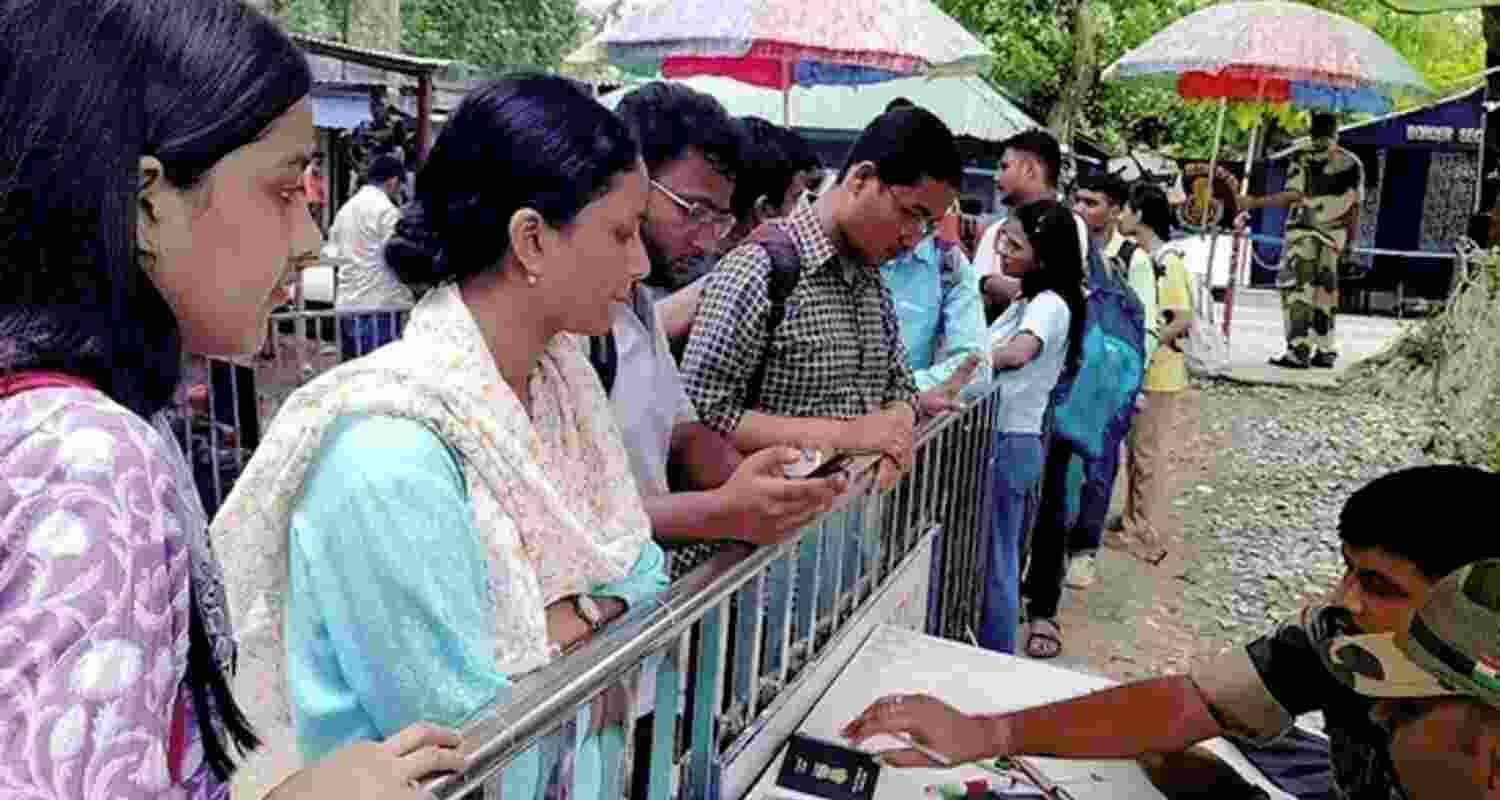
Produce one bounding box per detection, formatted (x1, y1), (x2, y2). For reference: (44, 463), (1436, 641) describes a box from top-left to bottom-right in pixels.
(1045, 379), (1431, 682)
(1048, 384), (1221, 680)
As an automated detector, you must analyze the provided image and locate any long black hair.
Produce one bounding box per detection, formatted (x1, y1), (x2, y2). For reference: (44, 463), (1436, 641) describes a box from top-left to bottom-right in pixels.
(1, 0), (312, 778)
(385, 74), (641, 288)
(1013, 200), (1087, 375)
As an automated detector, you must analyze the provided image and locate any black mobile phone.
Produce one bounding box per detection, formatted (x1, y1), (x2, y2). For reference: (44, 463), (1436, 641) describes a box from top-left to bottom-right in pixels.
(804, 453), (854, 480)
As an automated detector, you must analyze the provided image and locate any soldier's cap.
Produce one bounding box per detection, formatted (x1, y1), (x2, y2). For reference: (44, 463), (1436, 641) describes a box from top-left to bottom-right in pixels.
(1326, 560), (1500, 708)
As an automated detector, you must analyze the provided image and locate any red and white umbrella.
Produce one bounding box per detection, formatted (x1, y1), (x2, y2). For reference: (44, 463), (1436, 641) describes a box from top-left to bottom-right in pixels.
(569, 0), (992, 123)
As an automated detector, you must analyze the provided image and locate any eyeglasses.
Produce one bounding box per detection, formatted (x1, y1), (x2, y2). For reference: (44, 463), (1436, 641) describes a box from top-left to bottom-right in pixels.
(652, 180), (736, 241)
(885, 186), (937, 238)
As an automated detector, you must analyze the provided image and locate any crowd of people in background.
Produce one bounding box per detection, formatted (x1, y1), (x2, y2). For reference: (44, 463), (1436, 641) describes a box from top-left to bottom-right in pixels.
(3, 3), (1486, 800)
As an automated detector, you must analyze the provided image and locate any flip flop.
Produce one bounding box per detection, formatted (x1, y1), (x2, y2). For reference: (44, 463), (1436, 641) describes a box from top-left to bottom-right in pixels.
(1024, 618), (1063, 660)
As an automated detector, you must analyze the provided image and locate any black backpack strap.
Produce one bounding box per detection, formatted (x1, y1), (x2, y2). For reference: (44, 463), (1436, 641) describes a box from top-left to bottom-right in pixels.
(1117, 240), (1138, 277)
(743, 221), (804, 410)
(588, 332), (618, 395)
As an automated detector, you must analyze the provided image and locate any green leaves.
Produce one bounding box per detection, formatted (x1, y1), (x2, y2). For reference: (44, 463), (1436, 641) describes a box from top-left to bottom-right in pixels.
(277, 0), (583, 70)
(935, 0), (1484, 156)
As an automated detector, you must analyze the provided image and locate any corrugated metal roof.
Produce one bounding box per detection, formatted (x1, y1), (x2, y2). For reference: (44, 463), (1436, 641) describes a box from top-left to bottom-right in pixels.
(290, 33), (451, 75)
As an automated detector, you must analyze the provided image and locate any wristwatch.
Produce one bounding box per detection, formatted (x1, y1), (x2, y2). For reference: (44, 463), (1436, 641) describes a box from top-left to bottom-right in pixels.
(573, 594), (605, 632)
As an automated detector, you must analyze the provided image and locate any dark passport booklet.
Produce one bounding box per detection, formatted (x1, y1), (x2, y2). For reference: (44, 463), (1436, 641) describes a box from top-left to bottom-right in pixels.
(774, 733), (881, 800)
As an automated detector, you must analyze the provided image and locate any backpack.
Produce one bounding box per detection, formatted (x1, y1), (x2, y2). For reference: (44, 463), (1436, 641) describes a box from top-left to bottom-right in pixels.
(1049, 240), (1147, 461)
(588, 221), (803, 405)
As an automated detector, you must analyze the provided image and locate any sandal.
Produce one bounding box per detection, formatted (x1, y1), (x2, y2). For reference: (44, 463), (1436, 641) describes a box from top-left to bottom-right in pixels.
(1024, 618), (1063, 660)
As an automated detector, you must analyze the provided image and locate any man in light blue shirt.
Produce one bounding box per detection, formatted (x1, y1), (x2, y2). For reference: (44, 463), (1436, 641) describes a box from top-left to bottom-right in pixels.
(882, 233), (991, 414)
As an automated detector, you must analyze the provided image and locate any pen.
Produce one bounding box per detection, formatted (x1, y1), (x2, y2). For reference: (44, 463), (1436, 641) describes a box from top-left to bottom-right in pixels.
(896, 734), (954, 767)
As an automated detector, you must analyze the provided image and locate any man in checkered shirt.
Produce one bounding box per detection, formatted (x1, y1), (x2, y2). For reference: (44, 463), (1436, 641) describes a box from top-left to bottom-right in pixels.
(681, 107), (963, 489)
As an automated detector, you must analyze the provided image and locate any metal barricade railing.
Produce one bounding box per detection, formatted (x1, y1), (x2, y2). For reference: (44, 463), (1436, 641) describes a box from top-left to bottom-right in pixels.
(168, 305), (412, 516)
(424, 384), (1002, 800)
(170, 307), (1001, 799)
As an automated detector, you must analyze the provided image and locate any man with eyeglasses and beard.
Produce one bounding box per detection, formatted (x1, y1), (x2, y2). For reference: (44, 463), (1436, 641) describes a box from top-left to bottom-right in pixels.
(609, 82), (843, 580)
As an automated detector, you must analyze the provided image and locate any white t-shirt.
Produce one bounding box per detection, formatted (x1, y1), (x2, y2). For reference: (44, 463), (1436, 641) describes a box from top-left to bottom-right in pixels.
(988, 290), (1071, 434)
(330, 184), (413, 308)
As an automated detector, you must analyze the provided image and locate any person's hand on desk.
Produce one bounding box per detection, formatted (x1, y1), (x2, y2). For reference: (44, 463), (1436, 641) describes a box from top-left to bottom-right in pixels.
(840, 693), (1005, 768)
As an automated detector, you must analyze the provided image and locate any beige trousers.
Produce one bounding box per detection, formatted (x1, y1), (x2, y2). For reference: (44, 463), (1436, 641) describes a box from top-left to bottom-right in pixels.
(1124, 389), (1180, 541)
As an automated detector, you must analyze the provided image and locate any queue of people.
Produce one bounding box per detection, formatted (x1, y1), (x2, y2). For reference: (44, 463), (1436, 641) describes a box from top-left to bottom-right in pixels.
(2, 3), (1475, 800)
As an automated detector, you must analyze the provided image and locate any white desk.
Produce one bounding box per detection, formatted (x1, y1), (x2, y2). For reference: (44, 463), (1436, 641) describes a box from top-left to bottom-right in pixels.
(748, 624), (1294, 800)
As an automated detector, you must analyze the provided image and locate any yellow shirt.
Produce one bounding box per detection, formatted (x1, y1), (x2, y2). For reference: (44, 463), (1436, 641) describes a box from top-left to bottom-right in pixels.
(1143, 249), (1192, 393)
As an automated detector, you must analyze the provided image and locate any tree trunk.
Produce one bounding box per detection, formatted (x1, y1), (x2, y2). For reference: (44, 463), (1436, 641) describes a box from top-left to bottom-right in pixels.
(346, 0), (401, 52)
(1047, 0), (1098, 164)
(1480, 7), (1500, 213)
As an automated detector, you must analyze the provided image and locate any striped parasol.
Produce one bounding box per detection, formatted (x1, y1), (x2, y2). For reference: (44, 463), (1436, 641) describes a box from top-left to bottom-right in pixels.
(1103, 0), (1434, 344)
(1103, 0), (1431, 115)
(568, 0), (992, 122)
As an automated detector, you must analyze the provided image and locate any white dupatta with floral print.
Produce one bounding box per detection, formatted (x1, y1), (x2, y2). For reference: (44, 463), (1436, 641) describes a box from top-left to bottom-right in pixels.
(211, 284), (651, 781)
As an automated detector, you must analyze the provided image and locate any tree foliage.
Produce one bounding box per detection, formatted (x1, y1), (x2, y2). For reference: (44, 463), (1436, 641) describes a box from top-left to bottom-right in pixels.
(276, 0), (582, 71)
(937, 0), (1485, 157)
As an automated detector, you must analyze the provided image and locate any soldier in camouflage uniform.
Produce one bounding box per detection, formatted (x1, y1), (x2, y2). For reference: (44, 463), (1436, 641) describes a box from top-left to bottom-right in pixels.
(1239, 113), (1364, 369)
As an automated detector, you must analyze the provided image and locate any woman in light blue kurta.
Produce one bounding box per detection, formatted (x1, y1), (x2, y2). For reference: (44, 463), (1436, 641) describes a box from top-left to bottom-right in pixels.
(288, 415), (665, 798)
(211, 75), (667, 799)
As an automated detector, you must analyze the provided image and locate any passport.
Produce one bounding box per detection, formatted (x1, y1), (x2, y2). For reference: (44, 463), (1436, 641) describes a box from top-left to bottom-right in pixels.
(773, 733), (881, 800)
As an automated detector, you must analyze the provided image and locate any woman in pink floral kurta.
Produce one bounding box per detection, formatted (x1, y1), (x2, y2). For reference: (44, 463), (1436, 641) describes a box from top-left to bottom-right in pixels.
(0, 387), (233, 798)
(0, 1), (461, 797)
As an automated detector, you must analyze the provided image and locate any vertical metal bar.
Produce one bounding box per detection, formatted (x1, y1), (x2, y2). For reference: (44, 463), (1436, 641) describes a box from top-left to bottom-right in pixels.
(762, 548), (794, 694)
(570, 704), (588, 800)
(730, 572), (765, 727)
(687, 602), (727, 797)
(228, 363), (245, 473)
(417, 73), (435, 164)
(941, 430), (960, 642)
(792, 523), (822, 664)
(615, 678), (637, 800)
(817, 511), (844, 630)
(863, 490), (885, 600)
(966, 416), (989, 639)
(848, 502), (868, 612)
(206, 361), (223, 509)
(648, 636), (686, 800)
(178, 360), (192, 462)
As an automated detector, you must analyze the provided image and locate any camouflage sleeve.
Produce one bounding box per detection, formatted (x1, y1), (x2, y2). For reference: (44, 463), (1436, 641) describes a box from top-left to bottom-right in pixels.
(1285, 156), (1306, 197)
(1189, 605), (1348, 742)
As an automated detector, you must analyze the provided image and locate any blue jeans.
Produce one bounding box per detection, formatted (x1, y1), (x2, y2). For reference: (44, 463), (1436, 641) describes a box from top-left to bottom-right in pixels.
(1072, 433), (1123, 553)
(978, 432), (1044, 654)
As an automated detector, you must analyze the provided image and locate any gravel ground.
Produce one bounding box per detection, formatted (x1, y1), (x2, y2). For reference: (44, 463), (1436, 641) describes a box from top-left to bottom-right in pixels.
(1178, 382), (1431, 647)
(1055, 380), (1435, 688)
